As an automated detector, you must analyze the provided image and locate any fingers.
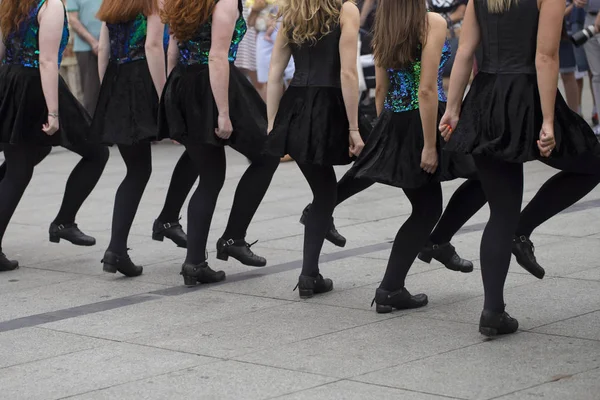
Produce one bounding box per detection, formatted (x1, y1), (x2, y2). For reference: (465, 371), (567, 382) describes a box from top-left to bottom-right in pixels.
(537, 140), (554, 158)
(420, 162), (438, 174)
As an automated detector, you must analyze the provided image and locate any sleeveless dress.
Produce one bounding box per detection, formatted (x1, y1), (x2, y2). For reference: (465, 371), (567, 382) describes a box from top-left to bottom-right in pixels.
(158, 0), (267, 157)
(89, 14), (159, 145)
(265, 23), (357, 165)
(444, 0), (600, 162)
(0, 0), (90, 146)
(348, 40), (475, 188)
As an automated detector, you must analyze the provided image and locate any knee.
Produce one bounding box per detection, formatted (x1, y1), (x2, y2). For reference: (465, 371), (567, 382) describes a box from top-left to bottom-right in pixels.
(95, 146), (110, 166)
(127, 160), (152, 183)
(251, 154), (280, 173)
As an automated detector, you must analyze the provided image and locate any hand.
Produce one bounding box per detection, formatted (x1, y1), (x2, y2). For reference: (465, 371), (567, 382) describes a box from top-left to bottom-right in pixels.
(42, 114), (59, 136)
(537, 122), (555, 158)
(439, 111), (459, 142)
(264, 24), (276, 43)
(349, 129), (364, 157)
(215, 114), (233, 140)
(421, 146), (438, 174)
(573, 0), (587, 7)
(91, 40), (99, 56)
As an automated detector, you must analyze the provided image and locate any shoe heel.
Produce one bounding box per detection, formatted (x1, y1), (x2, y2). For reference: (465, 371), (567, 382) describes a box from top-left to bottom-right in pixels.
(182, 275), (198, 286)
(216, 249), (229, 261)
(298, 288), (314, 299)
(479, 326), (498, 337)
(49, 234), (60, 244)
(103, 263), (117, 274)
(152, 232), (164, 242)
(375, 304), (393, 314)
(417, 253), (432, 263)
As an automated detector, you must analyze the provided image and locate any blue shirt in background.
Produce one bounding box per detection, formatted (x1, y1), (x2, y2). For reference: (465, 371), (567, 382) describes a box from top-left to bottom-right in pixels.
(66, 0), (102, 52)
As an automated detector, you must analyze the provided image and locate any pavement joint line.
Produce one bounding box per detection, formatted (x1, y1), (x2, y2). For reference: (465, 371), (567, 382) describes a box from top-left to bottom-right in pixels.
(1, 198), (600, 335)
(266, 379), (345, 400)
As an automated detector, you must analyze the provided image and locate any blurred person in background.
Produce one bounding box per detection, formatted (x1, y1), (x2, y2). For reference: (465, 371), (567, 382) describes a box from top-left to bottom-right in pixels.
(67, 0), (102, 115)
(561, 2), (583, 111)
(234, 3), (260, 91)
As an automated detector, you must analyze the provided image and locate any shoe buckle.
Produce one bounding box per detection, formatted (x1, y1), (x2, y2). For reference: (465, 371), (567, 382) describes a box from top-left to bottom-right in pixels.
(518, 235), (527, 242)
(163, 222), (172, 229)
(225, 239), (235, 246)
(57, 224), (65, 230)
(432, 244), (439, 250)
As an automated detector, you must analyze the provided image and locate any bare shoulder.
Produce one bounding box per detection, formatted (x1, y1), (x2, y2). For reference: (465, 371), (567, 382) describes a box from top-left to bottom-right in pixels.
(40, 0), (65, 17)
(340, 1), (360, 19)
(427, 12), (448, 30)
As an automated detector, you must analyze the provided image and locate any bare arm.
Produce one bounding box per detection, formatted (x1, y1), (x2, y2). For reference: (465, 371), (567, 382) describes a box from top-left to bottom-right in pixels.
(167, 35), (178, 76)
(419, 13), (447, 150)
(97, 23), (109, 83)
(68, 12), (99, 53)
(266, 30), (291, 131)
(38, 0), (64, 116)
(359, 0), (375, 27)
(536, 0), (564, 125)
(448, 4), (466, 24)
(210, 0), (238, 137)
(445, 0), (480, 115)
(339, 2), (360, 130)
(374, 66), (389, 116)
(145, 10), (167, 98)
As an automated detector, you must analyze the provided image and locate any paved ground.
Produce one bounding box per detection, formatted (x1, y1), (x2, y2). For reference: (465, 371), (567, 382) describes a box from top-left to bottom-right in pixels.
(0, 138), (599, 400)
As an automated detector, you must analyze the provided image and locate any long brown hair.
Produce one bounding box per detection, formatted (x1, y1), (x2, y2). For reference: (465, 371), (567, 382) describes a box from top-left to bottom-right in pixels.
(0, 0), (39, 37)
(279, 0), (350, 45)
(97, 0), (158, 24)
(161, 0), (214, 41)
(372, 0), (428, 69)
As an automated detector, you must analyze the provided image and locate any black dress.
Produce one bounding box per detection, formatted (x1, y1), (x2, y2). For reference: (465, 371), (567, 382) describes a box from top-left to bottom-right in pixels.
(0, 0), (89, 147)
(444, 0), (600, 162)
(348, 40), (476, 188)
(265, 24), (357, 166)
(89, 14), (159, 145)
(158, 0), (267, 158)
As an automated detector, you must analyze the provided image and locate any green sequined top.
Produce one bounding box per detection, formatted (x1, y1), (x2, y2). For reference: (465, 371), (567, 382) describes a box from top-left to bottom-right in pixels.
(384, 40), (450, 113)
(107, 14), (150, 64)
(178, 0), (246, 65)
(2, 0), (69, 68)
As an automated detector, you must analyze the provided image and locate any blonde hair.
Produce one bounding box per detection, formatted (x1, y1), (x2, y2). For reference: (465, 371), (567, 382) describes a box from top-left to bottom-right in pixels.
(279, 0), (353, 45)
(487, 0), (519, 13)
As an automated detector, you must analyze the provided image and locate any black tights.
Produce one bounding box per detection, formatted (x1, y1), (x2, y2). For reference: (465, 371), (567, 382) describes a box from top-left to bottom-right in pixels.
(184, 145), (279, 265)
(0, 143), (108, 250)
(157, 151), (198, 223)
(107, 144), (152, 255)
(298, 164), (338, 277)
(380, 183), (443, 291)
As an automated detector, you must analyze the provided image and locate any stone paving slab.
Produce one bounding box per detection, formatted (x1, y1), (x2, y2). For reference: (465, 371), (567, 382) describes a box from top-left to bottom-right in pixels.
(2, 144), (600, 399)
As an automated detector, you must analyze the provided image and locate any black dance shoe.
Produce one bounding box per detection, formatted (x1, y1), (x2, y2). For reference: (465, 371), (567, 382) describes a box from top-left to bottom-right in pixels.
(102, 250), (143, 277)
(216, 238), (266, 267)
(371, 287), (428, 314)
(49, 223), (96, 246)
(152, 219), (187, 248)
(512, 236), (545, 279)
(180, 262), (226, 286)
(418, 242), (473, 273)
(294, 274), (334, 299)
(479, 309), (519, 337)
(0, 252), (18, 272)
(300, 204), (346, 248)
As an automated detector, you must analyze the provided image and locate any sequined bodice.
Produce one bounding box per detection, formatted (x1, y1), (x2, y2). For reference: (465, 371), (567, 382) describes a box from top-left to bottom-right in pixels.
(2, 0), (69, 68)
(475, 0), (539, 74)
(384, 40), (450, 113)
(178, 0), (246, 65)
(289, 25), (342, 88)
(107, 14), (149, 64)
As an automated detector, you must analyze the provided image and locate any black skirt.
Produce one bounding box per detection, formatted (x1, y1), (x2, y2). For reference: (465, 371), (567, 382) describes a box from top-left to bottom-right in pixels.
(265, 86), (355, 166)
(0, 65), (90, 146)
(348, 103), (476, 189)
(89, 60), (159, 145)
(159, 63), (268, 158)
(444, 72), (600, 162)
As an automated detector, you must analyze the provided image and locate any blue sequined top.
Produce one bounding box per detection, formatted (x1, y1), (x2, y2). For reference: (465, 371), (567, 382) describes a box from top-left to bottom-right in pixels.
(178, 0), (246, 65)
(2, 0), (69, 68)
(384, 40), (450, 113)
(107, 14), (151, 64)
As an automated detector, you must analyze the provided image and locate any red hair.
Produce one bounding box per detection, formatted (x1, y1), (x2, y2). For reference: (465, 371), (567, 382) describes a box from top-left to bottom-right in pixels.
(161, 0), (215, 41)
(0, 0), (39, 37)
(97, 0), (158, 24)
